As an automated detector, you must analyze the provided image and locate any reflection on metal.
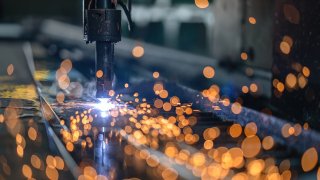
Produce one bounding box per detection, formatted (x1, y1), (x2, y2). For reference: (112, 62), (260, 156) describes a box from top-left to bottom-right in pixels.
(0, 84), (38, 101)
(94, 133), (108, 176)
(39, 96), (81, 178)
(95, 98), (116, 113)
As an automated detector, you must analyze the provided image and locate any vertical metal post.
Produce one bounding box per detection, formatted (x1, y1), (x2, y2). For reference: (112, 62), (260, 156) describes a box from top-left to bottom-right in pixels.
(96, 0), (115, 98)
(96, 41), (114, 98)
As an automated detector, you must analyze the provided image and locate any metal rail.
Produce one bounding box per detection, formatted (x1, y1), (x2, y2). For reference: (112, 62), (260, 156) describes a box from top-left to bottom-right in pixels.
(22, 41), (81, 179)
(39, 96), (81, 179)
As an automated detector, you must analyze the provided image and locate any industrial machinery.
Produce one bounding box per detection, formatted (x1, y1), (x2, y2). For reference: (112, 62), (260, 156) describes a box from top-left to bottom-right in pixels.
(1, 1), (320, 179)
(83, 0), (132, 98)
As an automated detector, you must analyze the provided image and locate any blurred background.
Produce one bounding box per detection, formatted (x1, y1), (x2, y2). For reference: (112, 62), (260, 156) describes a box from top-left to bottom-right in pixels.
(0, 0), (320, 179)
(0, 0), (320, 126)
(1, 0), (320, 128)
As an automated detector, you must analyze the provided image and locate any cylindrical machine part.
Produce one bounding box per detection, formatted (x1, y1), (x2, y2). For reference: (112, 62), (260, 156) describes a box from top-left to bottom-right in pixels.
(97, 0), (114, 9)
(97, 0), (107, 8)
(86, 9), (122, 42)
(96, 41), (114, 98)
(84, 0), (120, 98)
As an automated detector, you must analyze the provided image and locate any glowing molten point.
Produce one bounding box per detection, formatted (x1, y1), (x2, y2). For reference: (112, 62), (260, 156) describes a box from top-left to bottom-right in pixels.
(95, 98), (116, 117)
(96, 98), (114, 111)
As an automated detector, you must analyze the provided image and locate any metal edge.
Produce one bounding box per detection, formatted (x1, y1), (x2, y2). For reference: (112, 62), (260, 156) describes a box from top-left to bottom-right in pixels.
(22, 41), (81, 179)
(39, 96), (81, 179)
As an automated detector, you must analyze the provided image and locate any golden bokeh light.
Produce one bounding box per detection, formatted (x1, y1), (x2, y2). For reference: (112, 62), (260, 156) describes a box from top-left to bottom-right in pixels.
(285, 73), (297, 88)
(8, 54), (316, 180)
(165, 146), (178, 158)
(7, 64), (14, 76)
(195, 0), (209, 9)
(293, 124), (302, 136)
(232, 173), (248, 180)
(203, 127), (220, 140)
(0, 114), (4, 123)
(58, 74), (70, 90)
(162, 168), (178, 180)
(31, 155), (42, 169)
(132, 45), (145, 58)
(192, 153), (206, 167)
(153, 72), (160, 79)
(282, 170), (292, 180)
(281, 123), (292, 138)
(28, 127), (37, 141)
(283, 35), (293, 47)
(248, 17), (257, 24)
(96, 70), (103, 78)
(109, 90), (115, 97)
(46, 166), (59, 180)
(283, 4), (300, 24)
(163, 102), (172, 111)
(154, 99), (164, 109)
(241, 52), (248, 60)
(247, 159), (265, 176)
(244, 122), (257, 137)
(241, 135), (261, 158)
(279, 159), (291, 173)
(231, 102), (242, 115)
(60, 59), (73, 73)
(153, 83), (164, 94)
(250, 83), (258, 93)
(56, 92), (65, 103)
(229, 124), (242, 138)
(280, 41), (291, 54)
(301, 147), (318, 172)
(22, 164), (32, 179)
(159, 90), (169, 99)
(277, 82), (285, 92)
(298, 75), (307, 88)
(146, 155), (159, 167)
(17, 145), (24, 157)
(222, 98), (230, 106)
(204, 140), (214, 150)
(66, 142), (74, 152)
(203, 66), (215, 79)
(228, 147), (244, 168)
(46, 155), (57, 169)
(242, 86), (249, 94)
(273, 79), (279, 88)
(302, 66), (310, 77)
(84, 166), (97, 179)
(262, 136), (274, 150)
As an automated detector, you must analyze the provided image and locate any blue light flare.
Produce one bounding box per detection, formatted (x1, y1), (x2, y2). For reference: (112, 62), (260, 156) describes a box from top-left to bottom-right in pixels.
(95, 98), (116, 117)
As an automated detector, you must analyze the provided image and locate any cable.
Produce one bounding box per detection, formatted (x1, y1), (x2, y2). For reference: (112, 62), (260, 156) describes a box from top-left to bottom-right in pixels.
(118, 0), (133, 31)
(128, 0), (132, 14)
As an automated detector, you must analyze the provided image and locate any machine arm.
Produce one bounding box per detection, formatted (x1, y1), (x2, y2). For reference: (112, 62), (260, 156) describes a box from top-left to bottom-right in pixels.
(83, 0), (132, 98)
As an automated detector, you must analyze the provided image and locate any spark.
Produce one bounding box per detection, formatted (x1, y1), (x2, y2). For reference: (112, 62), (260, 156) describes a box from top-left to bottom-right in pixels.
(95, 98), (116, 117)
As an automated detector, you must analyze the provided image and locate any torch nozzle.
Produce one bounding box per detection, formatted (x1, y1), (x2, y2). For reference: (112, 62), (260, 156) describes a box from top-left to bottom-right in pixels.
(96, 41), (114, 98)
